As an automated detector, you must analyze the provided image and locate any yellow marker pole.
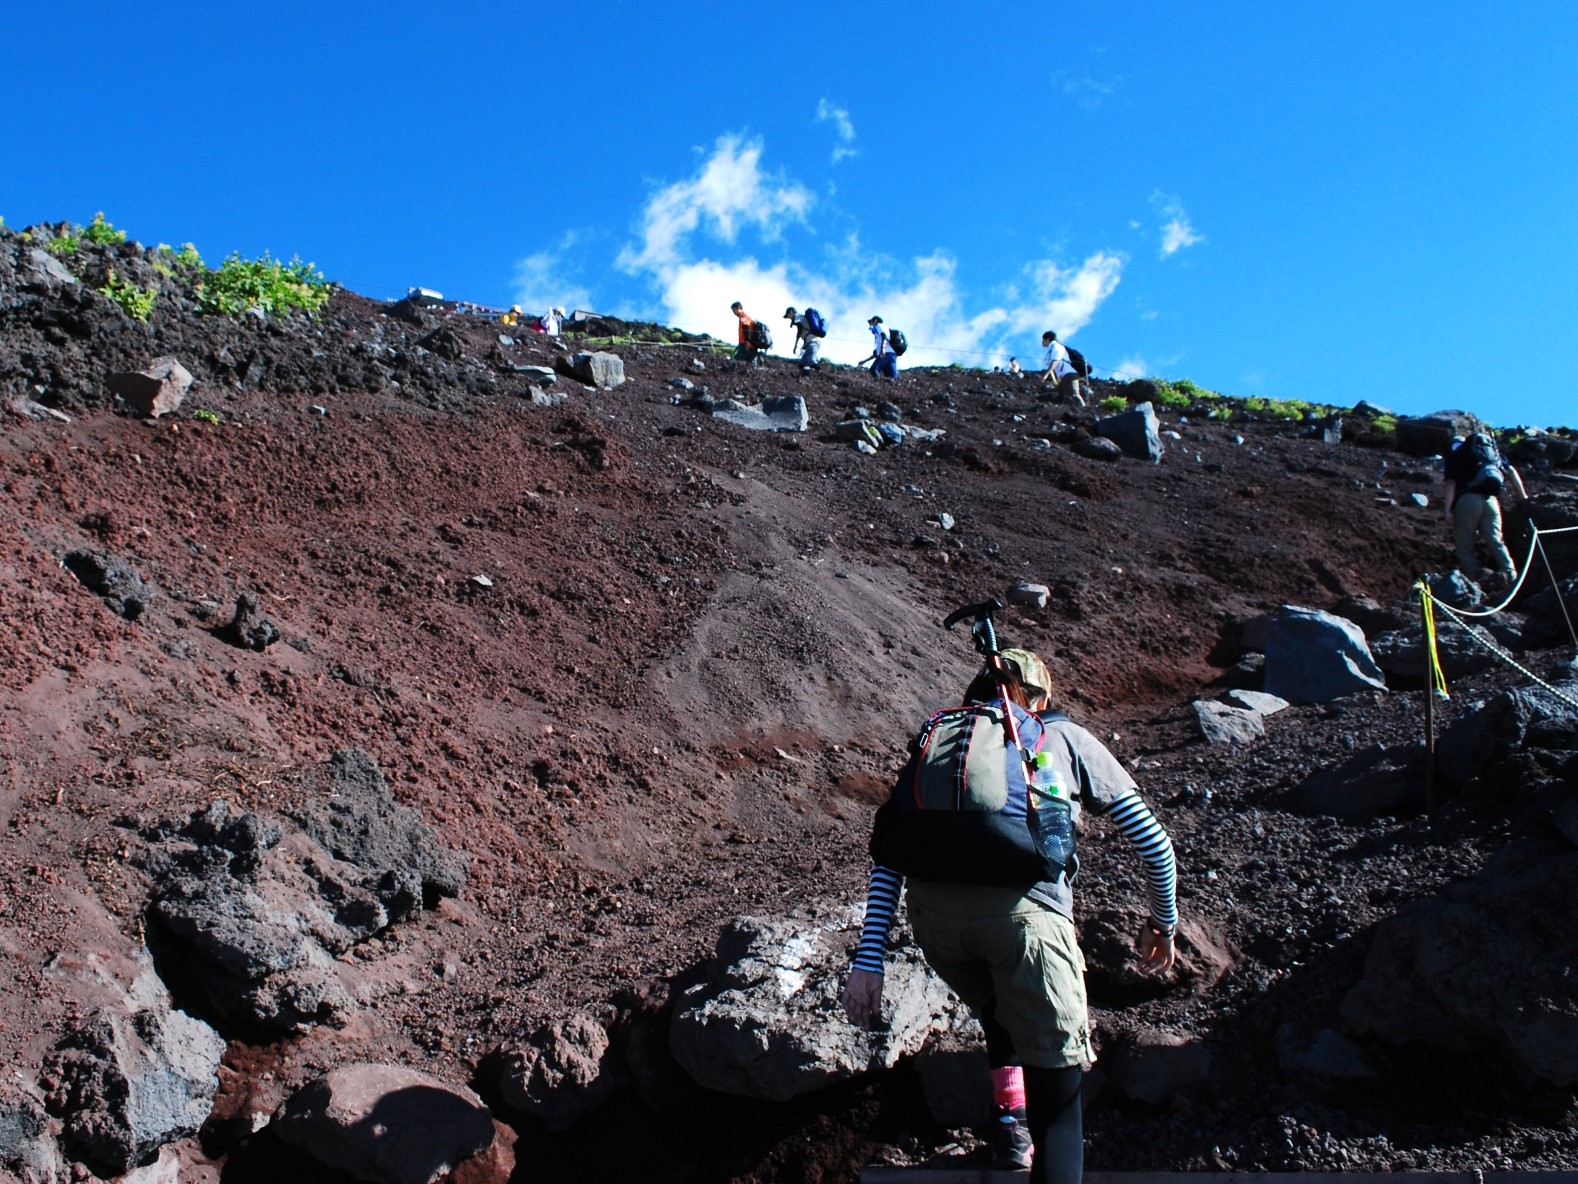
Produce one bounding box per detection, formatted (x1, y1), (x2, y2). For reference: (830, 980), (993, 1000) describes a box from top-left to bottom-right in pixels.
(1417, 581), (1438, 821)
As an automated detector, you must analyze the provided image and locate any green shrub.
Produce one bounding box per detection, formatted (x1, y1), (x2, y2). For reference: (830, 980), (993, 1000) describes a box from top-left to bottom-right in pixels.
(98, 271), (156, 321)
(1098, 395), (1128, 412)
(1370, 414), (1397, 434)
(45, 230), (80, 257)
(192, 409), (223, 426)
(197, 251), (332, 317)
(82, 212), (126, 246)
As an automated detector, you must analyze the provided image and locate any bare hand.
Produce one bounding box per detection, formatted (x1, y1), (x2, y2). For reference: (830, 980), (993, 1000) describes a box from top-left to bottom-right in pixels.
(842, 969), (885, 1028)
(1136, 924), (1177, 976)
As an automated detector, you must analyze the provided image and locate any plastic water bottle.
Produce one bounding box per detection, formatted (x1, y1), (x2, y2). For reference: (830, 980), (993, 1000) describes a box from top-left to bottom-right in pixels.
(1027, 752), (1076, 874)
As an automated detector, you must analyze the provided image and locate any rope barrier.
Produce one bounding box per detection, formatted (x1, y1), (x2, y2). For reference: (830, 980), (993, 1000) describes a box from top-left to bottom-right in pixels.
(1426, 595), (1578, 711)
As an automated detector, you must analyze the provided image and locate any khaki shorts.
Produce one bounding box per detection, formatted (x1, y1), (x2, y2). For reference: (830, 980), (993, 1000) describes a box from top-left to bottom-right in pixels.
(906, 880), (1093, 1068)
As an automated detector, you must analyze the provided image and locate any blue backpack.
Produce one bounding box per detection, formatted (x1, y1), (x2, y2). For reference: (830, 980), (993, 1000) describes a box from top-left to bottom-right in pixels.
(803, 308), (827, 337)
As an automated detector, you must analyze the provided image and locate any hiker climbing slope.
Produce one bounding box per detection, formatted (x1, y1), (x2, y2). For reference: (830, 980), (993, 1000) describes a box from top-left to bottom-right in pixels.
(843, 633), (1178, 1184)
(1443, 430), (1527, 590)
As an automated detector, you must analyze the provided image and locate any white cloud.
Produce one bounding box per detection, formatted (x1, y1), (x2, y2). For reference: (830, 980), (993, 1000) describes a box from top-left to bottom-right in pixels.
(1053, 71), (1122, 111)
(1111, 354), (1151, 381)
(513, 232), (593, 313)
(617, 134), (813, 275)
(617, 136), (1127, 369)
(816, 99), (858, 163)
(1150, 191), (1203, 258)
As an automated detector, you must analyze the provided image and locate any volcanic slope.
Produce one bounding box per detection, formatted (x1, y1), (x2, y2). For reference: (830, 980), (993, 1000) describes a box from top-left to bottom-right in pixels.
(3, 238), (1576, 1180)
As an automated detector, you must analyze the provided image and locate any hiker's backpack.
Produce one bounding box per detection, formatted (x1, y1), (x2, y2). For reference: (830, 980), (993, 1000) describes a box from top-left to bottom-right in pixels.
(804, 307), (827, 338)
(749, 320), (773, 351)
(888, 328), (908, 356)
(1066, 345), (1091, 378)
(1458, 432), (1504, 495)
(869, 702), (1076, 886)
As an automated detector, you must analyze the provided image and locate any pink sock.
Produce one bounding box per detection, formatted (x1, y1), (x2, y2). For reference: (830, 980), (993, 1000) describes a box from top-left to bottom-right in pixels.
(991, 1065), (1026, 1112)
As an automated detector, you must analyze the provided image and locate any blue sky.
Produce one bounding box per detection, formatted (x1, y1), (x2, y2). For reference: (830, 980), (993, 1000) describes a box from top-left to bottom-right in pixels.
(5, 2), (1576, 427)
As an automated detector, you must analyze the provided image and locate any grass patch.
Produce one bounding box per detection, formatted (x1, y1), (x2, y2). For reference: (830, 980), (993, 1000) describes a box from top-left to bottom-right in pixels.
(197, 252), (332, 318)
(98, 271), (156, 321)
(1098, 395), (1128, 412)
(82, 212), (126, 246)
(1370, 414), (1398, 434)
(44, 229), (80, 257)
(192, 409), (223, 426)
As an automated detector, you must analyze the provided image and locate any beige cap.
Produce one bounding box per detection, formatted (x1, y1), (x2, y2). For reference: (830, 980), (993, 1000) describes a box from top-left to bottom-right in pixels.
(997, 648), (1052, 699)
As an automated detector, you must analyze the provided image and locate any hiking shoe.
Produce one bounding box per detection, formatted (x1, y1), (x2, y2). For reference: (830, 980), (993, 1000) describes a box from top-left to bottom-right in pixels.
(987, 1107), (1033, 1171)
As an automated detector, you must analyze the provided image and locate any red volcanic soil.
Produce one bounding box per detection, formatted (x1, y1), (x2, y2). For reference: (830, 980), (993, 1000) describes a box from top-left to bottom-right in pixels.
(3, 240), (1575, 1180)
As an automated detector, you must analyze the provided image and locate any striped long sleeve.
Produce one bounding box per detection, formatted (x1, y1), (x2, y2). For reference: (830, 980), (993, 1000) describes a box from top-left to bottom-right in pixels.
(1105, 791), (1178, 928)
(852, 864), (904, 973)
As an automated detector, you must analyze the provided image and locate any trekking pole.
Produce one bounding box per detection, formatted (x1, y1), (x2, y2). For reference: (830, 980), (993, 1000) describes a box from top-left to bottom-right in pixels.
(944, 598), (1027, 748)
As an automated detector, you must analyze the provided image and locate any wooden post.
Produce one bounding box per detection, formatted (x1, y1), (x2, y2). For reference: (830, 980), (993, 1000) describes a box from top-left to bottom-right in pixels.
(1421, 587), (1437, 821)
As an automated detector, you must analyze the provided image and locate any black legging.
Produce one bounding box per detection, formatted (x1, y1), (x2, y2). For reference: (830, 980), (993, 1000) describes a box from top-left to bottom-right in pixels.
(978, 1000), (1083, 1184)
(1024, 1065), (1083, 1184)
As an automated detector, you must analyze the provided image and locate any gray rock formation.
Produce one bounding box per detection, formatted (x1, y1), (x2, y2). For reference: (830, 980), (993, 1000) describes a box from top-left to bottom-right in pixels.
(1341, 845), (1578, 1087)
(1072, 435), (1122, 461)
(272, 1065), (496, 1184)
(1370, 620), (1498, 679)
(669, 903), (968, 1102)
(107, 357), (193, 419)
(566, 351), (625, 390)
(1437, 683), (1578, 786)
(63, 550), (155, 620)
(1104, 1029), (1211, 1104)
(43, 1006), (223, 1176)
(711, 395), (808, 433)
(496, 1011), (623, 1133)
(1193, 700), (1265, 745)
(1094, 401), (1163, 463)
(1393, 411), (1483, 458)
(1262, 605), (1386, 704)
(0, 1082), (64, 1184)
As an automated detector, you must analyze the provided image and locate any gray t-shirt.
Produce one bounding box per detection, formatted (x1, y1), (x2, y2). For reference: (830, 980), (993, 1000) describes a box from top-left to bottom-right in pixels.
(1026, 715), (1138, 918)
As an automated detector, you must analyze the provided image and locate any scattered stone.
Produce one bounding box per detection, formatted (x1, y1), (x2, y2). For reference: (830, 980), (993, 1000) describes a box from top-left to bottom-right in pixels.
(9, 395), (73, 422)
(876, 402), (903, 422)
(496, 1011), (623, 1132)
(309, 404), (328, 416)
(63, 550), (154, 620)
(565, 351), (625, 390)
(1193, 701), (1265, 745)
(668, 377), (695, 393)
(1409, 492), (1430, 508)
(1277, 1026), (1377, 1081)
(1105, 1030), (1211, 1104)
(836, 419), (882, 448)
(1262, 605), (1387, 704)
(937, 513), (955, 531)
(44, 1006), (224, 1177)
(711, 395), (808, 433)
(107, 357), (194, 419)
(0, 1082), (64, 1184)
(690, 357), (706, 372)
(1094, 401), (1163, 463)
(497, 334), (514, 346)
(516, 365), (556, 386)
(1224, 689), (1290, 715)
(1008, 582), (1049, 610)
(469, 573), (493, 589)
(1072, 435), (1122, 461)
(670, 905), (969, 1102)
(904, 425), (946, 444)
(272, 1065), (497, 1184)
(217, 590), (279, 651)
(25, 247), (79, 287)
(853, 439), (877, 456)
(528, 386), (568, 407)
(876, 422), (905, 448)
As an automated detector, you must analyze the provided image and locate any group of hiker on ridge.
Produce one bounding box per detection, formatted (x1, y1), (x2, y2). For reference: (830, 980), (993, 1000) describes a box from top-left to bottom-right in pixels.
(729, 301), (1083, 395)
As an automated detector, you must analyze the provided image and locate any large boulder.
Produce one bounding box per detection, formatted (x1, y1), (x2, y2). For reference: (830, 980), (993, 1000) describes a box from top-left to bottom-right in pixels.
(669, 903), (969, 1102)
(1093, 401), (1163, 463)
(1519, 573), (1578, 648)
(495, 1011), (623, 1133)
(43, 1006), (224, 1177)
(1192, 700), (1265, 745)
(107, 357), (193, 419)
(711, 395), (808, 433)
(1436, 683), (1578, 786)
(1262, 606), (1387, 704)
(1370, 620), (1498, 680)
(1341, 845), (1578, 1086)
(63, 549), (155, 621)
(271, 1065), (499, 1184)
(0, 1082), (65, 1184)
(565, 351), (625, 390)
(140, 753), (465, 1034)
(1393, 411), (1483, 458)
(1104, 1029), (1211, 1104)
